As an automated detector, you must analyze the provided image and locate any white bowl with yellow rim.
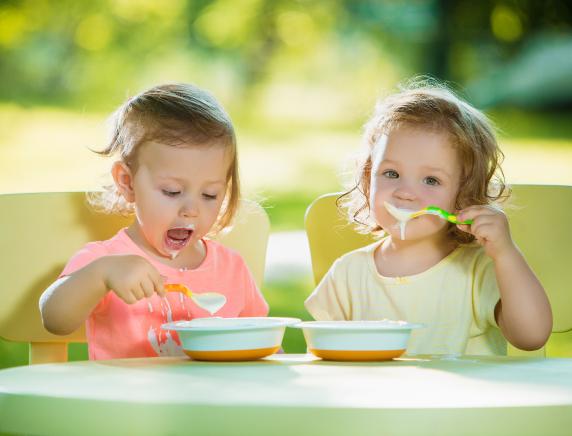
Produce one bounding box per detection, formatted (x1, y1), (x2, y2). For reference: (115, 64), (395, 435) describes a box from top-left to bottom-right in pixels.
(293, 320), (423, 361)
(162, 317), (300, 361)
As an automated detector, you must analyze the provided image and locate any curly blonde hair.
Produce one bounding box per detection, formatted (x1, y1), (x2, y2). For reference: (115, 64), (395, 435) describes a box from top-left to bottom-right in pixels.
(88, 83), (240, 234)
(339, 78), (509, 244)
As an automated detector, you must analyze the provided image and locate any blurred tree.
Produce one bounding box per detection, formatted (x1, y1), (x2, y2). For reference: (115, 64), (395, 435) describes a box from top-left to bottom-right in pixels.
(187, 0), (281, 88)
(0, 0), (571, 110)
(0, 0), (189, 107)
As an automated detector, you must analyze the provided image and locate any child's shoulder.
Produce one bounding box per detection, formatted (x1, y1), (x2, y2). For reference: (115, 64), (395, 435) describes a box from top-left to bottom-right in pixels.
(454, 242), (489, 261)
(84, 228), (133, 254)
(61, 229), (131, 276)
(204, 238), (245, 263)
(331, 240), (488, 272)
(450, 243), (494, 273)
(331, 240), (382, 270)
(67, 228), (134, 263)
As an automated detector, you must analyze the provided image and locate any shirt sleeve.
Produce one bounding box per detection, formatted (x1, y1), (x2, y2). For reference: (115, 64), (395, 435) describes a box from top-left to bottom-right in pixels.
(304, 258), (351, 321)
(472, 252), (501, 329)
(59, 242), (111, 315)
(59, 242), (108, 277)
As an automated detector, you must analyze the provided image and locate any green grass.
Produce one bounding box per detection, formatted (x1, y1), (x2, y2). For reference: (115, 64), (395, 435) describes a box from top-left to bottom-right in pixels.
(1, 104), (572, 198)
(0, 340), (88, 369)
(261, 191), (320, 231)
(0, 340), (27, 369)
(265, 274), (315, 353)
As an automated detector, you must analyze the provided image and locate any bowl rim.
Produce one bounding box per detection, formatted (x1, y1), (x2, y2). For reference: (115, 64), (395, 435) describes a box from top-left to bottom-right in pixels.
(291, 320), (425, 331)
(162, 317), (301, 332)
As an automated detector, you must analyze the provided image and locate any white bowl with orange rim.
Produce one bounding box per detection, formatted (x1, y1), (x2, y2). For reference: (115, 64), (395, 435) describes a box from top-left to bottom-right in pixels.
(293, 320), (423, 361)
(162, 317), (300, 361)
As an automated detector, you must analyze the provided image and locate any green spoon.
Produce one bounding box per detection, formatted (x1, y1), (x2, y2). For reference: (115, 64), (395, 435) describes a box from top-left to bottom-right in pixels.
(410, 206), (473, 225)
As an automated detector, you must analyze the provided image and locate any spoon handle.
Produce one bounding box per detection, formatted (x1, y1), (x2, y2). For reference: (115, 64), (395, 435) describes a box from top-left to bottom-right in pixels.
(420, 206), (473, 225)
(164, 283), (192, 297)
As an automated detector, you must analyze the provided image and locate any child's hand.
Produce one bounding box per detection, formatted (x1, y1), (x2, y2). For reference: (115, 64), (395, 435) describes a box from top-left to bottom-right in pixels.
(456, 205), (516, 259)
(101, 255), (166, 304)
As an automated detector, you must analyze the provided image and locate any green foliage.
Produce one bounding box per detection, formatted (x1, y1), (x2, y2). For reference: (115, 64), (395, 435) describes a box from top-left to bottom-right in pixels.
(491, 109), (572, 140)
(2, 0), (570, 113)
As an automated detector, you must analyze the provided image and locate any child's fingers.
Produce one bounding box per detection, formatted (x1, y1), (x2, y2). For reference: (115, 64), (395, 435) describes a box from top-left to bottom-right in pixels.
(155, 284), (166, 298)
(457, 205), (502, 223)
(470, 222), (488, 240)
(152, 273), (167, 297)
(457, 218), (492, 237)
(468, 217), (492, 236)
(457, 210), (499, 234)
(140, 277), (156, 298)
(456, 208), (485, 223)
(130, 284), (145, 301)
(456, 223), (472, 234)
(141, 266), (165, 298)
(119, 290), (138, 305)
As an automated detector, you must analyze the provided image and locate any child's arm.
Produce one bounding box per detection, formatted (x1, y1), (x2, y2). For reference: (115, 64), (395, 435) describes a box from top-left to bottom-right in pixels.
(40, 255), (165, 336)
(457, 206), (552, 351)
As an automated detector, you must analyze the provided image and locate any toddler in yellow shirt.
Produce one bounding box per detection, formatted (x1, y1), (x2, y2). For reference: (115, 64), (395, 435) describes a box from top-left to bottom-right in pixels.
(305, 79), (552, 356)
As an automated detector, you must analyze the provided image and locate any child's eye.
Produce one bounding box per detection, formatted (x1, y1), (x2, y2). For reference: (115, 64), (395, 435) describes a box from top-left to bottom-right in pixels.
(202, 193), (218, 200)
(382, 170), (399, 179)
(424, 176), (440, 186)
(162, 190), (181, 197)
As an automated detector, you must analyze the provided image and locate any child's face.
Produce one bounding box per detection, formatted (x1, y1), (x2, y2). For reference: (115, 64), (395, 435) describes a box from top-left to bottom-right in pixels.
(118, 141), (229, 259)
(369, 125), (461, 241)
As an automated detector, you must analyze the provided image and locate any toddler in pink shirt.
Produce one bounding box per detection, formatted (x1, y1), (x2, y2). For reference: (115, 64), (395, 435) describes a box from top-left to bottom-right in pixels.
(40, 83), (268, 359)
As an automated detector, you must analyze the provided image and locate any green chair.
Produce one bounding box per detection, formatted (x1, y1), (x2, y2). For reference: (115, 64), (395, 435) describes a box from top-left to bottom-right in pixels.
(305, 184), (572, 357)
(0, 192), (270, 365)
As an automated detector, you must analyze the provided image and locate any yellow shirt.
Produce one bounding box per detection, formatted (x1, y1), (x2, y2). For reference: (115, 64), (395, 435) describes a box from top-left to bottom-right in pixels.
(305, 240), (506, 356)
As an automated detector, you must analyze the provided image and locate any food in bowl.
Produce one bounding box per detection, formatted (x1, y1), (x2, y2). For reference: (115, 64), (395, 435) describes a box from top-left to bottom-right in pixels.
(162, 317), (300, 361)
(293, 320), (423, 361)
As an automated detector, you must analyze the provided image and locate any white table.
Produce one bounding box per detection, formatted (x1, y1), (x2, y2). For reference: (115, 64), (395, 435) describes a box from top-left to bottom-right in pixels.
(1, 354), (572, 435)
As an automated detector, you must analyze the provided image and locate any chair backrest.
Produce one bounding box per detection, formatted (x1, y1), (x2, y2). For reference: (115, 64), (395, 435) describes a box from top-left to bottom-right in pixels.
(305, 184), (572, 357)
(0, 192), (270, 364)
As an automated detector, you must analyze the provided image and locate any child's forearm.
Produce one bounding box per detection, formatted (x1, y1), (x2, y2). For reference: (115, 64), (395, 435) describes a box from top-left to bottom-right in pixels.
(39, 258), (110, 336)
(494, 246), (552, 351)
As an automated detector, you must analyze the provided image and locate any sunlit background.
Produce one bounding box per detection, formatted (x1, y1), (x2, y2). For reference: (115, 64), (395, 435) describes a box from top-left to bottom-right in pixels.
(1, 0), (571, 362)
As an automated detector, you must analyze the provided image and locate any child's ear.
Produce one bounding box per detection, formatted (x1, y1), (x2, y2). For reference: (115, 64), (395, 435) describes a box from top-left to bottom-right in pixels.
(111, 161), (135, 203)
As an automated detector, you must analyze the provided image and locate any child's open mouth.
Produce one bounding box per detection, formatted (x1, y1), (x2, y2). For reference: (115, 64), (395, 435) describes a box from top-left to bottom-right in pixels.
(165, 226), (194, 251)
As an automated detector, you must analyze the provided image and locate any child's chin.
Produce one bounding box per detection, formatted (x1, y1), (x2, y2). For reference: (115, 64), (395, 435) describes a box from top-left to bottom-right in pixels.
(158, 244), (186, 260)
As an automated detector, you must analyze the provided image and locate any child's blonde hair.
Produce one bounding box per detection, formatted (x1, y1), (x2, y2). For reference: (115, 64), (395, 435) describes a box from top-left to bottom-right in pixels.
(89, 83), (239, 234)
(340, 78), (509, 244)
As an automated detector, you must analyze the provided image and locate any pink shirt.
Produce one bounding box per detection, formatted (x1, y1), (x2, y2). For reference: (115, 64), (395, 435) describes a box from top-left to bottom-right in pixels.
(60, 229), (269, 360)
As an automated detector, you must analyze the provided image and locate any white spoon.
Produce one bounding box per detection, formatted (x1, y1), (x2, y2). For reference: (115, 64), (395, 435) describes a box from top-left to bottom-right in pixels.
(164, 284), (227, 315)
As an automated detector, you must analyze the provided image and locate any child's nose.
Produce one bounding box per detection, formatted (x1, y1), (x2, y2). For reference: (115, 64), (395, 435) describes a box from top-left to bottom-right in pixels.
(180, 200), (199, 217)
(393, 184), (416, 201)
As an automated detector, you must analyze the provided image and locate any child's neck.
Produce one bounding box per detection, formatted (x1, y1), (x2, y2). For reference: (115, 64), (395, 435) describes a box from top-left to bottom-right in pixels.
(374, 232), (458, 278)
(166, 240), (207, 270)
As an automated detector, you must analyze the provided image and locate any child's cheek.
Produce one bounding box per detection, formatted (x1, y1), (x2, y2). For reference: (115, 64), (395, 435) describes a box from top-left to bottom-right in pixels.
(373, 203), (392, 229)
